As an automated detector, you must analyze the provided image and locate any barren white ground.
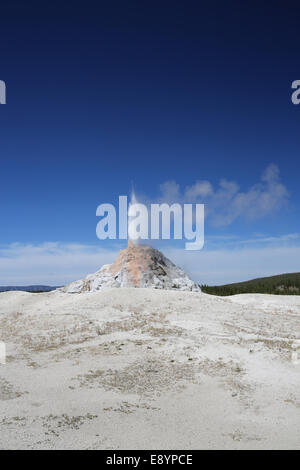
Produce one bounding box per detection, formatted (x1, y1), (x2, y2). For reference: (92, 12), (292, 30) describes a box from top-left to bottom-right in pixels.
(0, 288), (299, 449)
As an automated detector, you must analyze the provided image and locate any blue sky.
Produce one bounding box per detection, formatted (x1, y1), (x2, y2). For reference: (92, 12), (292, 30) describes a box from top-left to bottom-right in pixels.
(0, 1), (300, 285)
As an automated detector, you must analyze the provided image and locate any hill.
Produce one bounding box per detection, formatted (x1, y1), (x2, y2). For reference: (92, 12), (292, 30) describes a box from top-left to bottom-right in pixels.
(201, 272), (300, 296)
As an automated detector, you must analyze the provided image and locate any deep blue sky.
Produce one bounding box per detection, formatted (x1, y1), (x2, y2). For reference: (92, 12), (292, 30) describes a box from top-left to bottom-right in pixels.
(0, 1), (300, 284)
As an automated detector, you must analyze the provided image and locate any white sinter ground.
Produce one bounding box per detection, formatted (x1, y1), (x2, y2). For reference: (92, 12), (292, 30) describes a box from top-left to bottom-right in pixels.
(0, 286), (300, 449)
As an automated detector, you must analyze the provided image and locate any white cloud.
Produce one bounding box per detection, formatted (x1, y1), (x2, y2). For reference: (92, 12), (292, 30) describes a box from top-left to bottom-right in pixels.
(0, 238), (299, 286)
(165, 245), (300, 285)
(261, 163), (280, 182)
(204, 232), (300, 248)
(158, 164), (289, 227)
(0, 242), (118, 286)
(185, 180), (213, 199)
(159, 181), (180, 203)
(236, 233), (300, 245)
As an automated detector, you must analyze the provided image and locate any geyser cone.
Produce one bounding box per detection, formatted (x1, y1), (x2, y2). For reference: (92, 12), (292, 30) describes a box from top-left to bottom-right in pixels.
(63, 244), (200, 293)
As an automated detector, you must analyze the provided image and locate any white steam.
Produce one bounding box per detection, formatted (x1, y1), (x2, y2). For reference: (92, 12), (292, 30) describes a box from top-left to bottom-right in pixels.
(128, 189), (148, 242)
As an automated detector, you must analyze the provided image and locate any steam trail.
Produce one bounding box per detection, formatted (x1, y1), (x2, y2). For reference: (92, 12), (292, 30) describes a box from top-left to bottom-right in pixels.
(128, 188), (138, 244)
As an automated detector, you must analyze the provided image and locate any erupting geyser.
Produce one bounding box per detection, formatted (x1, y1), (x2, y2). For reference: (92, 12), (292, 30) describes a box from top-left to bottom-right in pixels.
(62, 243), (200, 293)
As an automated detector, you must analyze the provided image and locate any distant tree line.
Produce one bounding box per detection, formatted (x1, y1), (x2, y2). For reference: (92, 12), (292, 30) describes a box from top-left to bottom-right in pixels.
(201, 272), (300, 296)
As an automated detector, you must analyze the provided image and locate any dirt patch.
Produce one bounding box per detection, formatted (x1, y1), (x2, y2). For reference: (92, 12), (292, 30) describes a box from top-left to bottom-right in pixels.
(0, 378), (24, 401)
(74, 356), (199, 395)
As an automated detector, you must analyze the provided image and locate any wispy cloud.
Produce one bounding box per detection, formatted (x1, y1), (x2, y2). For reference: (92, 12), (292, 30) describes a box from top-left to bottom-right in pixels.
(165, 245), (300, 285)
(204, 232), (300, 249)
(0, 243), (118, 285)
(236, 233), (300, 245)
(158, 164), (289, 227)
(0, 235), (299, 286)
